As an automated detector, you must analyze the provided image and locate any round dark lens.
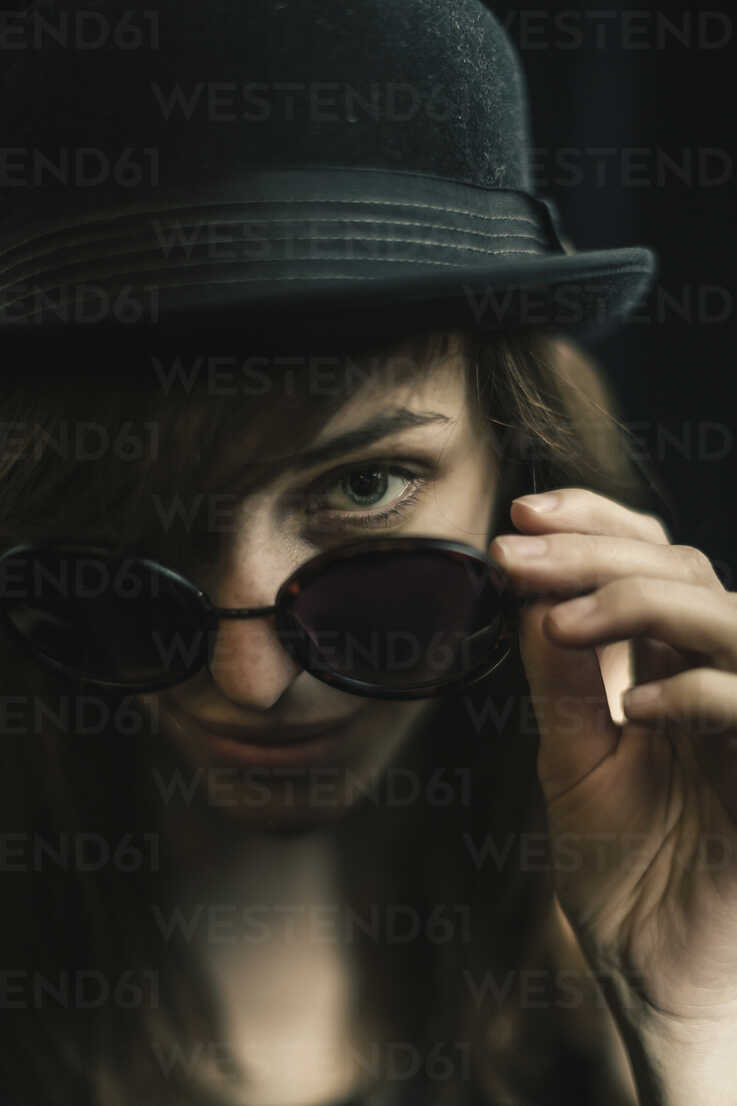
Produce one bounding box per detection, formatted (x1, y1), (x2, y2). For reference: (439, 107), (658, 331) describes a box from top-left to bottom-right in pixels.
(287, 547), (507, 690)
(0, 549), (208, 686)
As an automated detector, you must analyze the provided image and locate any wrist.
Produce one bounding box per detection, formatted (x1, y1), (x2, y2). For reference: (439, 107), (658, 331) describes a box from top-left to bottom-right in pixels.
(619, 1015), (737, 1106)
(595, 971), (737, 1106)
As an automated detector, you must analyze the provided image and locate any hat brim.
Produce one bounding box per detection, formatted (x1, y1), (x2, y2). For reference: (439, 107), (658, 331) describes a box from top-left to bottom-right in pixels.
(1, 247), (657, 349)
(0, 169), (656, 345)
(143, 246), (658, 346)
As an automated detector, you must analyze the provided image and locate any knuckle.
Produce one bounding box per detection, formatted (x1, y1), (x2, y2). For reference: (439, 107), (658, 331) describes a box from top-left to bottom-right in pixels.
(610, 574), (651, 610)
(681, 667), (714, 704)
(673, 544), (716, 582)
(545, 531), (589, 580)
(595, 578), (631, 620)
(638, 511), (671, 544)
(557, 487), (598, 512)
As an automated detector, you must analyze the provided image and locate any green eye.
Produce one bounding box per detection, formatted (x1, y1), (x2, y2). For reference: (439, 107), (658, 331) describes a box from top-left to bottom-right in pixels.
(304, 462), (427, 530)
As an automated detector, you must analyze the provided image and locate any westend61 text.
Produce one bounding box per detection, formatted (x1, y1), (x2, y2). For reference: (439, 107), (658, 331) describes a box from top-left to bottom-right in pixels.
(152, 1039), (472, 1083)
(151, 902), (471, 945)
(0, 420), (160, 462)
(0, 284), (160, 326)
(463, 830), (735, 874)
(530, 146), (733, 190)
(0, 147), (160, 187)
(150, 353), (433, 397)
(0, 832), (160, 873)
(502, 9), (732, 51)
(151, 765), (473, 809)
(463, 966), (645, 1011)
(0, 559), (169, 603)
(151, 81), (453, 123)
(0, 695), (158, 736)
(0, 9), (160, 50)
(0, 970), (160, 1010)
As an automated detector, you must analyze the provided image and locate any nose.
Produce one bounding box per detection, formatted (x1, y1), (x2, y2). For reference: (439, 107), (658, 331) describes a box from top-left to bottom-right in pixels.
(203, 546), (304, 709)
(207, 611), (303, 710)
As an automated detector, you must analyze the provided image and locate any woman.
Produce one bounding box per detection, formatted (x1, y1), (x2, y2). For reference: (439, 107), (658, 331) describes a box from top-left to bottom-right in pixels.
(2, 2), (736, 1105)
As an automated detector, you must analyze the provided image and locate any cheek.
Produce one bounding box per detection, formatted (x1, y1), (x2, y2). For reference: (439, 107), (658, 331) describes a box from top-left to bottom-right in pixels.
(429, 461), (496, 548)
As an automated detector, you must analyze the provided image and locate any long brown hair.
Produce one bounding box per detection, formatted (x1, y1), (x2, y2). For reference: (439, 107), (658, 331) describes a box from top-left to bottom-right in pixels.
(0, 326), (656, 1105)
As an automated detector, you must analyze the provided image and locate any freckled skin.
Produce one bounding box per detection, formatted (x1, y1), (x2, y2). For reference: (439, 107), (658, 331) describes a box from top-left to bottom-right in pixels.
(136, 352), (499, 833)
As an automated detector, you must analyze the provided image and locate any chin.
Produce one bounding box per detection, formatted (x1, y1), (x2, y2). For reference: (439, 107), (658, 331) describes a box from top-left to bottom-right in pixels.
(204, 768), (369, 831)
(225, 795), (359, 834)
(149, 697), (435, 836)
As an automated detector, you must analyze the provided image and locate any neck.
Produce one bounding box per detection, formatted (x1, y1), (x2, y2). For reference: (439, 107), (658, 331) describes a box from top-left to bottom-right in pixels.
(156, 791), (381, 1106)
(158, 780), (349, 907)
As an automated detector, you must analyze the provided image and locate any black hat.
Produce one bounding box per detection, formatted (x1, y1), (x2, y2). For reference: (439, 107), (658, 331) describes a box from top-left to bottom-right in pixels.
(0, 0), (656, 344)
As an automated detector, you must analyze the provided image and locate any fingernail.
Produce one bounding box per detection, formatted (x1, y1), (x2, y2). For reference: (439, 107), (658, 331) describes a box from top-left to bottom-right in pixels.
(623, 684), (662, 710)
(494, 535), (548, 558)
(513, 492), (558, 513)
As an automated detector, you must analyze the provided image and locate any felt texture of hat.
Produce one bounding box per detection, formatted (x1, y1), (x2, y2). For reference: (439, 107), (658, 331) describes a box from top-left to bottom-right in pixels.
(0, 0), (657, 341)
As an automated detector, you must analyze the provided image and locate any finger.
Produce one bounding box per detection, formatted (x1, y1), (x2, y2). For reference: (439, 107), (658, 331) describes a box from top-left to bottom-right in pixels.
(547, 579), (737, 672)
(490, 532), (723, 596)
(594, 639), (689, 723)
(509, 487), (671, 543)
(632, 636), (690, 685)
(622, 668), (737, 736)
(518, 599), (620, 807)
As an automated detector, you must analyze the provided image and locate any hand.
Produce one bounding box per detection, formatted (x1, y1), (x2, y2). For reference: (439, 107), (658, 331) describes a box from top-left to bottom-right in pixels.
(489, 488), (737, 1040)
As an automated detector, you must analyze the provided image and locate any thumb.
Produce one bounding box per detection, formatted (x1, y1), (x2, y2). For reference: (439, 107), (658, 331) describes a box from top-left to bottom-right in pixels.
(519, 599), (620, 805)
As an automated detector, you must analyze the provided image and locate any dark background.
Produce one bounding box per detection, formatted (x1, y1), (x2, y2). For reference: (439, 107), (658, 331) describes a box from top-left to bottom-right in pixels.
(491, 0), (736, 586)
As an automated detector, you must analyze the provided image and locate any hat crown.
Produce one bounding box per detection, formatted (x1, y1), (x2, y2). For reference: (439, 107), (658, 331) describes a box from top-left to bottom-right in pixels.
(0, 0), (655, 342)
(3, 0), (534, 201)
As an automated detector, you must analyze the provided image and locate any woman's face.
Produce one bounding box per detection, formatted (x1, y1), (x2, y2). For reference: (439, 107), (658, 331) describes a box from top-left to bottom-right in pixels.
(137, 345), (499, 829)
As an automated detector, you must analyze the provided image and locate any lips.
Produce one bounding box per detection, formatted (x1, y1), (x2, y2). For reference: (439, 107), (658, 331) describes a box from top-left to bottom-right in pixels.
(171, 706), (360, 746)
(184, 710), (365, 769)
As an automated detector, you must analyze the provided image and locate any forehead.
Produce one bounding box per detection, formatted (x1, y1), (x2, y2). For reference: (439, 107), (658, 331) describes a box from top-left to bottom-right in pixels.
(191, 328), (475, 478)
(267, 341), (470, 456)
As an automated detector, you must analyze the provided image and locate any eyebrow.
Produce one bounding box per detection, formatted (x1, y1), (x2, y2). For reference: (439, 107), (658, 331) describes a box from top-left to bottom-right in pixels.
(279, 408), (453, 472)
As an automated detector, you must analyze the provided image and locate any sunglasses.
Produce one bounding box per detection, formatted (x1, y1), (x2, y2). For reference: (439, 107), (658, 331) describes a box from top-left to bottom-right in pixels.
(0, 466), (538, 700)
